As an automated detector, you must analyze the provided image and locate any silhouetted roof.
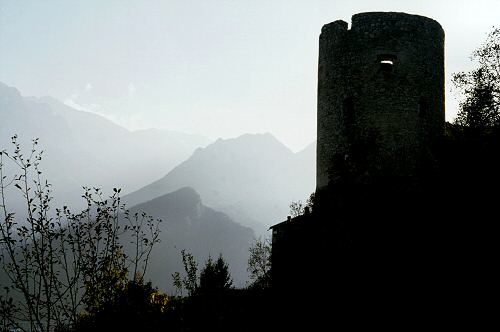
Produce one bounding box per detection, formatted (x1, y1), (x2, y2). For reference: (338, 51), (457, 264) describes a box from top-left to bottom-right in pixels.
(269, 212), (312, 230)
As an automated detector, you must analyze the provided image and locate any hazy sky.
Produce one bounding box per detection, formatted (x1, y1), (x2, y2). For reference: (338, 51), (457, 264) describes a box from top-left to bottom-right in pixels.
(1, 0), (499, 151)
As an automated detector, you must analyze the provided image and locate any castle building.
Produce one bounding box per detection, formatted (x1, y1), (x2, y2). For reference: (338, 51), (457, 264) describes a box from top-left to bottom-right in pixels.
(317, 12), (444, 191)
(271, 12), (445, 296)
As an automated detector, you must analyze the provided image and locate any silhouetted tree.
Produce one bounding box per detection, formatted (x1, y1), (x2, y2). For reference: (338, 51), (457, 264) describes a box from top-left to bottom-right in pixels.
(247, 237), (271, 290)
(172, 249), (199, 297)
(198, 255), (233, 294)
(446, 26), (500, 219)
(172, 251), (233, 296)
(0, 136), (161, 332)
(72, 280), (169, 332)
(453, 27), (500, 131)
(288, 192), (315, 217)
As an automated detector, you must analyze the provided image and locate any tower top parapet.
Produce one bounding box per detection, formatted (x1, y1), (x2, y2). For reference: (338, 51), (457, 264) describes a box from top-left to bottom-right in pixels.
(351, 12), (443, 34)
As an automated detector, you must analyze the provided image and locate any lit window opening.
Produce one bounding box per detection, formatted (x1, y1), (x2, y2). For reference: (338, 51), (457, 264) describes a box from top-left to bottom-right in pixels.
(377, 54), (397, 72)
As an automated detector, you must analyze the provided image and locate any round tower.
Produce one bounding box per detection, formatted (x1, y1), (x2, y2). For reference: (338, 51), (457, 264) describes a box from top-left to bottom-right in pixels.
(316, 12), (445, 191)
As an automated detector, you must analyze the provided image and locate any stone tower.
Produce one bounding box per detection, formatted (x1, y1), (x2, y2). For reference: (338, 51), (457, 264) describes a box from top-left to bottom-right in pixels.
(316, 12), (445, 191)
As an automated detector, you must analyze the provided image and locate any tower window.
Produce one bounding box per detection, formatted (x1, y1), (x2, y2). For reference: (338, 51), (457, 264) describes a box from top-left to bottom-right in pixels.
(377, 54), (397, 72)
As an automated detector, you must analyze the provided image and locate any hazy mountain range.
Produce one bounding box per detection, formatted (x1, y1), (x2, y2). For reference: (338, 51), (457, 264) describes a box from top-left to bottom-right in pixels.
(123, 133), (315, 235)
(0, 81), (211, 210)
(1, 81), (315, 288)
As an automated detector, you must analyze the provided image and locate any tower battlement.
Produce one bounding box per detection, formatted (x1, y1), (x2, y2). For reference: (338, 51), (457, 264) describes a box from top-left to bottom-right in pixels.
(351, 12), (443, 35)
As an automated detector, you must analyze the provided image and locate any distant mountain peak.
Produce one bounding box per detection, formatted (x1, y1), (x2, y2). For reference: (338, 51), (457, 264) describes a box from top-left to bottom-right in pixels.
(125, 185), (255, 290)
(150, 186), (201, 205)
(130, 186), (204, 219)
(0, 81), (22, 101)
(122, 129), (316, 237)
(1, 82), (213, 205)
(202, 132), (294, 157)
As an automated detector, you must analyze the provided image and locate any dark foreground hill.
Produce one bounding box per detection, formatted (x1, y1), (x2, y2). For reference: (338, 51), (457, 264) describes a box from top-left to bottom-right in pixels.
(125, 187), (255, 292)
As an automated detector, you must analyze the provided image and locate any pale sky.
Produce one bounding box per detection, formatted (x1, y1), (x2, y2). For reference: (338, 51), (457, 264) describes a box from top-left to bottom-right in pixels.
(1, 0), (499, 151)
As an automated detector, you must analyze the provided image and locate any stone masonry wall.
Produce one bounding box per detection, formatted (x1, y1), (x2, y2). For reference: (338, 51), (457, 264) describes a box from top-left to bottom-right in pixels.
(316, 12), (445, 190)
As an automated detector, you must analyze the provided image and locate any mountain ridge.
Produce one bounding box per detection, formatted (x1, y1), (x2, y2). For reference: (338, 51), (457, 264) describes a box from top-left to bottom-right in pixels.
(123, 132), (315, 235)
(125, 186), (255, 291)
(0, 82), (212, 209)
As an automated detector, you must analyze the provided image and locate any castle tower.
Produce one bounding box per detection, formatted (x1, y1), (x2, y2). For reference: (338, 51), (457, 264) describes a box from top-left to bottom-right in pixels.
(316, 12), (445, 191)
